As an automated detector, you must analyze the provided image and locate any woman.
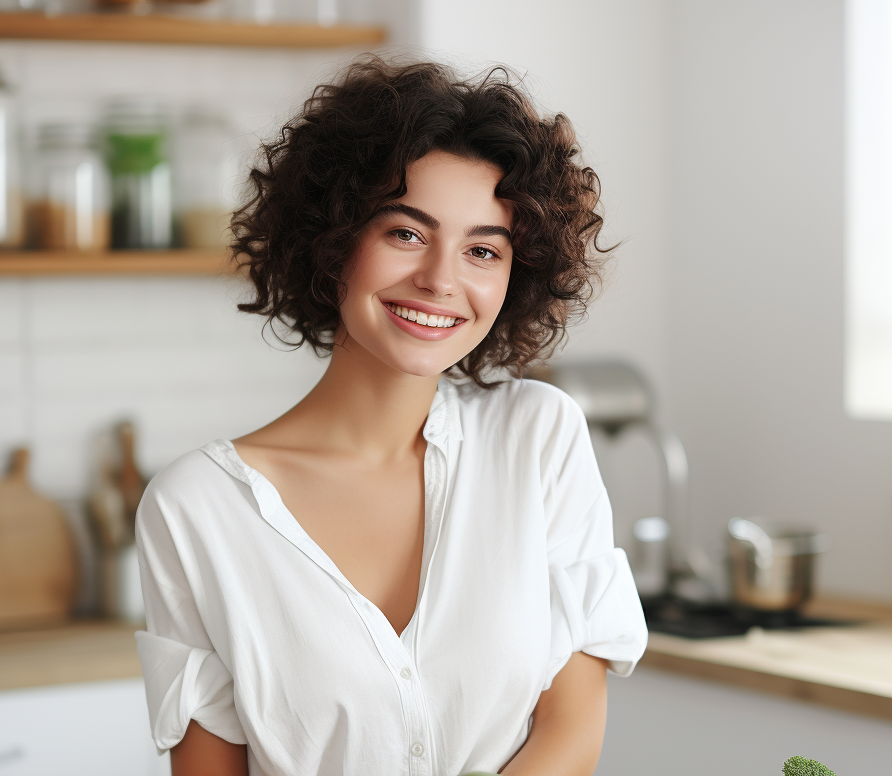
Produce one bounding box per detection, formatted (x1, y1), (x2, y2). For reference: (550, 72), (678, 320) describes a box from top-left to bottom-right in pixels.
(135, 57), (647, 776)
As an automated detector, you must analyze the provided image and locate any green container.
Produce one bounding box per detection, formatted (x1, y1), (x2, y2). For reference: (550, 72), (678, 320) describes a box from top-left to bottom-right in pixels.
(106, 132), (166, 176)
(103, 97), (173, 250)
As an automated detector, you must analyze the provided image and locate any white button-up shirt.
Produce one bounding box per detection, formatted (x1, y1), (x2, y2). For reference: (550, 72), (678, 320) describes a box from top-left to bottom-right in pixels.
(135, 377), (648, 776)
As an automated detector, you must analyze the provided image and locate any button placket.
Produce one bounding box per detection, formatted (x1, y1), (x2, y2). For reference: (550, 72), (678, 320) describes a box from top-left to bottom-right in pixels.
(387, 651), (428, 776)
(408, 442), (450, 776)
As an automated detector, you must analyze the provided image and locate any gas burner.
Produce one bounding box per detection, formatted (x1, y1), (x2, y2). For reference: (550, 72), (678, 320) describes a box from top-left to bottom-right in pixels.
(640, 595), (860, 639)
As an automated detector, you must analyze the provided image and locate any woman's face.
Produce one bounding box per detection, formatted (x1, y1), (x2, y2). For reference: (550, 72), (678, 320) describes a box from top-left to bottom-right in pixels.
(337, 149), (514, 377)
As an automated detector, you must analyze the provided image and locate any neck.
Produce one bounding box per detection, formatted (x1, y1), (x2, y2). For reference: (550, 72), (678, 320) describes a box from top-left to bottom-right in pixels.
(284, 334), (442, 463)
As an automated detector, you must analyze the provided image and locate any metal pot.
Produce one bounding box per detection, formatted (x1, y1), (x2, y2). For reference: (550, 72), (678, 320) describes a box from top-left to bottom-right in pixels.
(726, 518), (828, 612)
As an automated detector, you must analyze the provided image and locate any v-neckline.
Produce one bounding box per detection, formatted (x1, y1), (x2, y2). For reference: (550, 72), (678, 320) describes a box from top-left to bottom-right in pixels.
(206, 437), (439, 645)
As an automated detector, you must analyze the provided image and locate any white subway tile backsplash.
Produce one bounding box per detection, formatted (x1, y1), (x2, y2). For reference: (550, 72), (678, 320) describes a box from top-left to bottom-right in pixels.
(32, 340), (321, 399)
(0, 402), (27, 456)
(29, 379), (318, 497)
(0, 280), (24, 343)
(0, 44), (22, 83)
(0, 350), (24, 395)
(28, 276), (260, 346)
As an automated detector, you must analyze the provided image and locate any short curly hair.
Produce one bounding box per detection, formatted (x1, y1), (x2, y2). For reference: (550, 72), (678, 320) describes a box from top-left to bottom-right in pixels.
(230, 54), (611, 388)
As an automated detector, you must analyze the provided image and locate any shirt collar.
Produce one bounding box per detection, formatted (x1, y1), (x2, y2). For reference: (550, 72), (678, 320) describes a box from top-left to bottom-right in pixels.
(422, 377), (464, 449)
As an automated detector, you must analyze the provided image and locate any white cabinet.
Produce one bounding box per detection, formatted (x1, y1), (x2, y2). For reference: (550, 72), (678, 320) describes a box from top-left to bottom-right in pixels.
(598, 667), (892, 775)
(0, 678), (169, 776)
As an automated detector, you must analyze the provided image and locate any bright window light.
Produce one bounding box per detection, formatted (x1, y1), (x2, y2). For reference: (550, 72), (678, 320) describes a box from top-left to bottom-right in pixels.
(845, 0), (892, 420)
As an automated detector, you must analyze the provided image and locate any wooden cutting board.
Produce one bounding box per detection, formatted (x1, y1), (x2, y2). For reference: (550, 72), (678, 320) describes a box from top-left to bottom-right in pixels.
(0, 449), (79, 630)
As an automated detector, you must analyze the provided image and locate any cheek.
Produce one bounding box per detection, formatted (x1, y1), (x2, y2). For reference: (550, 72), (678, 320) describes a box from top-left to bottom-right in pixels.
(344, 243), (407, 299)
(472, 267), (512, 322)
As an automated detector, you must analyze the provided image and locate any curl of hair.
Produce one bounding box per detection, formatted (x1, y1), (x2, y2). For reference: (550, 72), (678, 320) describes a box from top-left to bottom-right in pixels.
(230, 55), (612, 388)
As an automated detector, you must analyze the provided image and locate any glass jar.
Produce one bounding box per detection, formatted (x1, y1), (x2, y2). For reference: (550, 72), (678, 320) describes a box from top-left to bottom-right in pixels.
(0, 71), (24, 248)
(103, 97), (173, 250)
(227, 0), (319, 23)
(28, 123), (110, 251)
(172, 106), (241, 250)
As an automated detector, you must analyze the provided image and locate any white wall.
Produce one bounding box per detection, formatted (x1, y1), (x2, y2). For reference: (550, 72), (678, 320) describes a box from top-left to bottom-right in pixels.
(664, 0), (892, 599)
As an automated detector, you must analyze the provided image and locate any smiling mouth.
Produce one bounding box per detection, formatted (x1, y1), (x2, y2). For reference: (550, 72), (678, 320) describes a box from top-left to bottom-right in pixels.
(383, 302), (465, 328)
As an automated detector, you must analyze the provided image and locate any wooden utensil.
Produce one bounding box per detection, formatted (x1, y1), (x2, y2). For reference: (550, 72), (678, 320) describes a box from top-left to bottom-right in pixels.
(116, 421), (146, 539)
(88, 421), (146, 549)
(0, 448), (79, 630)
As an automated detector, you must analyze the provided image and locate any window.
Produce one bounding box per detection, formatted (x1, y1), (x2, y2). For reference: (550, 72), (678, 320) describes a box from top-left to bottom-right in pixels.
(845, 0), (892, 420)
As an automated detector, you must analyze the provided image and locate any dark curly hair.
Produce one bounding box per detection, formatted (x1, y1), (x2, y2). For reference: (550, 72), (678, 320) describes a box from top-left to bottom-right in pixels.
(230, 54), (611, 388)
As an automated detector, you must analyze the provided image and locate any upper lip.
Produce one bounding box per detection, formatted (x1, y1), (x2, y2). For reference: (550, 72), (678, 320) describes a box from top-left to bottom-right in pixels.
(382, 299), (468, 319)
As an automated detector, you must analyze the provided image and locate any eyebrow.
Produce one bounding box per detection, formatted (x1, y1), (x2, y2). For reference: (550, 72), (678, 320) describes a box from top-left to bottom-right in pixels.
(465, 224), (512, 241)
(371, 203), (512, 242)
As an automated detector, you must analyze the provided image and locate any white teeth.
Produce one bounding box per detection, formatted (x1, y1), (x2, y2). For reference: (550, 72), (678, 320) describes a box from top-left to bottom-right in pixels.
(387, 303), (460, 328)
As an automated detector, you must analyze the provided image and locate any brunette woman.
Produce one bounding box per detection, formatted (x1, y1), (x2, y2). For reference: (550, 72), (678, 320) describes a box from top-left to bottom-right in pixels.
(135, 56), (647, 776)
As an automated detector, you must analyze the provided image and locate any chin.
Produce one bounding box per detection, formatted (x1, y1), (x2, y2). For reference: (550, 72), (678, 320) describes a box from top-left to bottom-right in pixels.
(392, 359), (455, 379)
(377, 346), (460, 378)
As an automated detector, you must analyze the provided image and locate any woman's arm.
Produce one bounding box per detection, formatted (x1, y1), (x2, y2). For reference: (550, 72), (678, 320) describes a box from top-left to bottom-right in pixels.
(170, 720), (248, 776)
(498, 653), (609, 776)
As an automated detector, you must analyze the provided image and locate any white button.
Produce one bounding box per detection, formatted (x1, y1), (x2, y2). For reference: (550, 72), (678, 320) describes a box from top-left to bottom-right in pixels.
(400, 668), (412, 679)
(411, 742), (424, 757)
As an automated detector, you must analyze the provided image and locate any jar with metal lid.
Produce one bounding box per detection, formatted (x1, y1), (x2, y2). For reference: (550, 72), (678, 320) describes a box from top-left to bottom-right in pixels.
(172, 106), (241, 250)
(28, 123), (110, 251)
(103, 97), (173, 250)
(0, 70), (24, 248)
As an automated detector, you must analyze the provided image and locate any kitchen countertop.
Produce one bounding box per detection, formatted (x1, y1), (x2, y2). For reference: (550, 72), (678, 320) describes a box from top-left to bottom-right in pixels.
(2, 598), (891, 722)
(640, 596), (892, 721)
(0, 619), (143, 692)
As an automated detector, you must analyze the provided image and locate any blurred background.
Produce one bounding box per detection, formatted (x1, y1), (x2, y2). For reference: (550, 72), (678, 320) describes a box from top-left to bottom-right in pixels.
(0, 0), (890, 774)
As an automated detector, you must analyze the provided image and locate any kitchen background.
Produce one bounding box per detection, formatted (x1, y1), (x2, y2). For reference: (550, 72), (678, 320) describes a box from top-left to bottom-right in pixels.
(0, 0), (890, 774)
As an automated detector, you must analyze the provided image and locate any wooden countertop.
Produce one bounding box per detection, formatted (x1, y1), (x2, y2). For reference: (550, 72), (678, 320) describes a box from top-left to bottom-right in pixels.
(640, 596), (892, 721)
(0, 619), (143, 692)
(2, 599), (891, 723)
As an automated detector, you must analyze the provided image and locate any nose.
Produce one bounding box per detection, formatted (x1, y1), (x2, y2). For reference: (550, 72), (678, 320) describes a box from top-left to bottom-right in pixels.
(412, 242), (459, 297)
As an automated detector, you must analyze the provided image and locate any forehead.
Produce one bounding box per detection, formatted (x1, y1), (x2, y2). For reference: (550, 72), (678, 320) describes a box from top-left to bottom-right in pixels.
(399, 150), (513, 228)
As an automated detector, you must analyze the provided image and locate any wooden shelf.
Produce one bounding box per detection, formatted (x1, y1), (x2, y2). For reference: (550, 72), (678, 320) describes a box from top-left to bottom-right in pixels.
(0, 12), (386, 48)
(0, 249), (230, 275)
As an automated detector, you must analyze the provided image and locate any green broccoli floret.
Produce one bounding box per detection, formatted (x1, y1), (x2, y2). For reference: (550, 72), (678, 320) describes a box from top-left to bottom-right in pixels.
(783, 755), (837, 776)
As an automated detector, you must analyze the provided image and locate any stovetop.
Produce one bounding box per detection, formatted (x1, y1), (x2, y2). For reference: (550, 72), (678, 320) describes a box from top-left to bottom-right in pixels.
(640, 595), (860, 639)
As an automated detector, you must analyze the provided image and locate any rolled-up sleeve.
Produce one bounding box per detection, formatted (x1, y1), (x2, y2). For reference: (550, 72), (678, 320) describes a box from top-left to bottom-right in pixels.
(538, 389), (648, 690)
(135, 480), (247, 755)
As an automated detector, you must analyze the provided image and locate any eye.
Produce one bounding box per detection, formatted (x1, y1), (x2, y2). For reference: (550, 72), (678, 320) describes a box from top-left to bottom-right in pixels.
(469, 246), (500, 261)
(390, 228), (423, 244)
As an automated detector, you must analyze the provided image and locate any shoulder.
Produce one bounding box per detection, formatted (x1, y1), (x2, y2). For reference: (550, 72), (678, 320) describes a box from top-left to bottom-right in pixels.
(452, 376), (587, 442)
(137, 445), (242, 532)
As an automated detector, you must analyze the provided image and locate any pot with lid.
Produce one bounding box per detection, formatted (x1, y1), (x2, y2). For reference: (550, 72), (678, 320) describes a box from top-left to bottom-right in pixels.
(727, 517), (828, 612)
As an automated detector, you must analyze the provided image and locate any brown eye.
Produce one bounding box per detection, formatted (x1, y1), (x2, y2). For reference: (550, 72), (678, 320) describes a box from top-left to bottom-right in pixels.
(391, 228), (421, 243)
(470, 246), (498, 261)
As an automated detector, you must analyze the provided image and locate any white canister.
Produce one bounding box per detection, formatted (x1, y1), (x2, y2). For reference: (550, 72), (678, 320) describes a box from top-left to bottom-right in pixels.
(101, 543), (145, 623)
